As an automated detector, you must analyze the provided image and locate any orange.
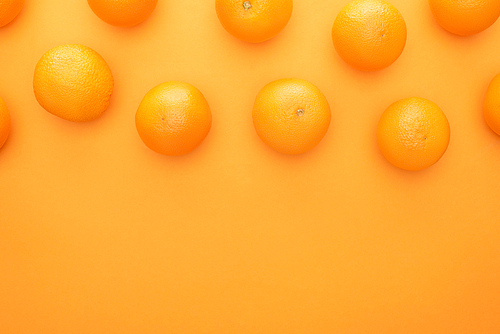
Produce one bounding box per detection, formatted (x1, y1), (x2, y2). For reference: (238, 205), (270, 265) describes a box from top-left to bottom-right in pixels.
(0, 97), (11, 149)
(252, 78), (331, 155)
(332, 0), (407, 71)
(429, 0), (500, 36)
(377, 97), (450, 171)
(33, 44), (114, 122)
(87, 0), (158, 27)
(0, 0), (24, 27)
(484, 72), (500, 136)
(135, 81), (212, 156)
(215, 0), (293, 43)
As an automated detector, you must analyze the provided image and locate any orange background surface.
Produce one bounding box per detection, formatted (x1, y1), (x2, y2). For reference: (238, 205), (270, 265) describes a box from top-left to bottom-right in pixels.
(1, 0), (500, 333)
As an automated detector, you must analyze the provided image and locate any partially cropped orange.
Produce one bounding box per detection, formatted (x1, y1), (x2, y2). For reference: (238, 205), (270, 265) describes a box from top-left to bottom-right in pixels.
(0, 97), (11, 149)
(88, 0), (158, 27)
(215, 0), (293, 43)
(0, 0), (24, 27)
(252, 78), (331, 155)
(33, 44), (114, 122)
(429, 0), (500, 36)
(377, 97), (450, 171)
(136, 82), (212, 156)
(484, 73), (500, 136)
(332, 0), (407, 71)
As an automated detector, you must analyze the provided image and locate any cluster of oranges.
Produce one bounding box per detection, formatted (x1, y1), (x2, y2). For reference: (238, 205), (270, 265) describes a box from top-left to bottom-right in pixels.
(1, 0), (500, 171)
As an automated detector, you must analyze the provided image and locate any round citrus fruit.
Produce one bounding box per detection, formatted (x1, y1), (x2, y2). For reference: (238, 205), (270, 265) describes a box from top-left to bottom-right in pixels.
(429, 0), (500, 36)
(252, 78), (331, 155)
(88, 0), (158, 27)
(484, 72), (500, 136)
(33, 44), (114, 122)
(135, 82), (212, 156)
(0, 97), (11, 149)
(377, 97), (450, 171)
(215, 0), (293, 43)
(332, 0), (407, 71)
(0, 0), (24, 27)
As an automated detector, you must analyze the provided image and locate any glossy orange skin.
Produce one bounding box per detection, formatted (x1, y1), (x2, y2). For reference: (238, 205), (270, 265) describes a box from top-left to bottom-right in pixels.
(252, 78), (331, 155)
(87, 0), (158, 27)
(0, 97), (11, 149)
(215, 0), (293, 43)
(429, 0), (500, 36)
(0, 0), (24, 27)
(33, 44), (114, 122)
(484, 73), (500, 136)
(377, 97), (450, 171)
(332, 0), (407, 71)
(135, 82), (212, 156)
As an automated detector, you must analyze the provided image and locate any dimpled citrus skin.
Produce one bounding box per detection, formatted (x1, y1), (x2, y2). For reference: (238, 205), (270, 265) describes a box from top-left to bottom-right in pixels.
(377, 97), (450, 171)
(484, 73), (500, 136)
(252, 78), (331, 155)
(429, 0), (500, 36)
(332, 0), (407, 71)
(88, 0), (158, 27)
(135, 82), (212, 156)
(0, 97), (11, 149)
(215, 0), (293, 43)
(0, 0), (24, 27)
(33, 44), (114, 122)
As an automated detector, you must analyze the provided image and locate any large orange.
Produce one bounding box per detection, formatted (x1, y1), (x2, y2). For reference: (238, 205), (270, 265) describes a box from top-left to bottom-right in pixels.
(33, 44), (114, 122)
(215, 0), (293, 43)
(135, 82), (212, 156)
(484, 72), (500, 136)
(87, 0), (158, 27)
(252, 78), (331, 155)
(0, 0), (24, 27)
(377, 97), (450, 171)
(0, 96), (11, 149)
(332, 0), (407, 71)
(429, 0), (500, 36)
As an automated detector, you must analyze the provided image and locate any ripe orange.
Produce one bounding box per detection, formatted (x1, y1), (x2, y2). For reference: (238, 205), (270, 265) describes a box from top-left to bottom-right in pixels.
(0, 0), (24, 27)
(252, 78), (331, 155)
(0, 97), (11, 149)
(33, 44), (114, 122)
(429, 0), (500, 36)
(215, 0), (293, 43)
(484, 72), (500, 136)
(87, 0), (158, 27)
(377, 97), (450, 171)
(332, 0), (407, 71)
(135, 82), (212, 156)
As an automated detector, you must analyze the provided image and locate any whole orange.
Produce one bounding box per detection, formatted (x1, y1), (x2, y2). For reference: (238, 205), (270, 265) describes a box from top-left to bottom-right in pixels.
(33, 44), (114, 122)
(87, 0), (158, 27)
(215, 0), (293, 43)
(135, 82), (212, 156)
(377, 97), (450, 171)
(484, 73), (500, 136)
(332, 0), (407, 71)
(0, 97), (11, 149)
(429, 0), (500, 36)
(0, 0), (24, 27)
(252, 78), (331, 155)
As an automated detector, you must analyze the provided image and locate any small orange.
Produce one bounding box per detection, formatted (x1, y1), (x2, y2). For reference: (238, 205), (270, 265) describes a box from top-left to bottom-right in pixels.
(429, 0), (500, 36)
(87, 0), (158, 27)
(33, 44), (114, 122)
(332, 0), (407, 71)
(0, 97), (11, 149)
(0, 0), (24, 27)
(252, 78), (331, 155)
(377, 97), (450, 171)
(215, 0), (293, 43)
(135, 82), (212, 156)
(484, 73), (500, 136)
